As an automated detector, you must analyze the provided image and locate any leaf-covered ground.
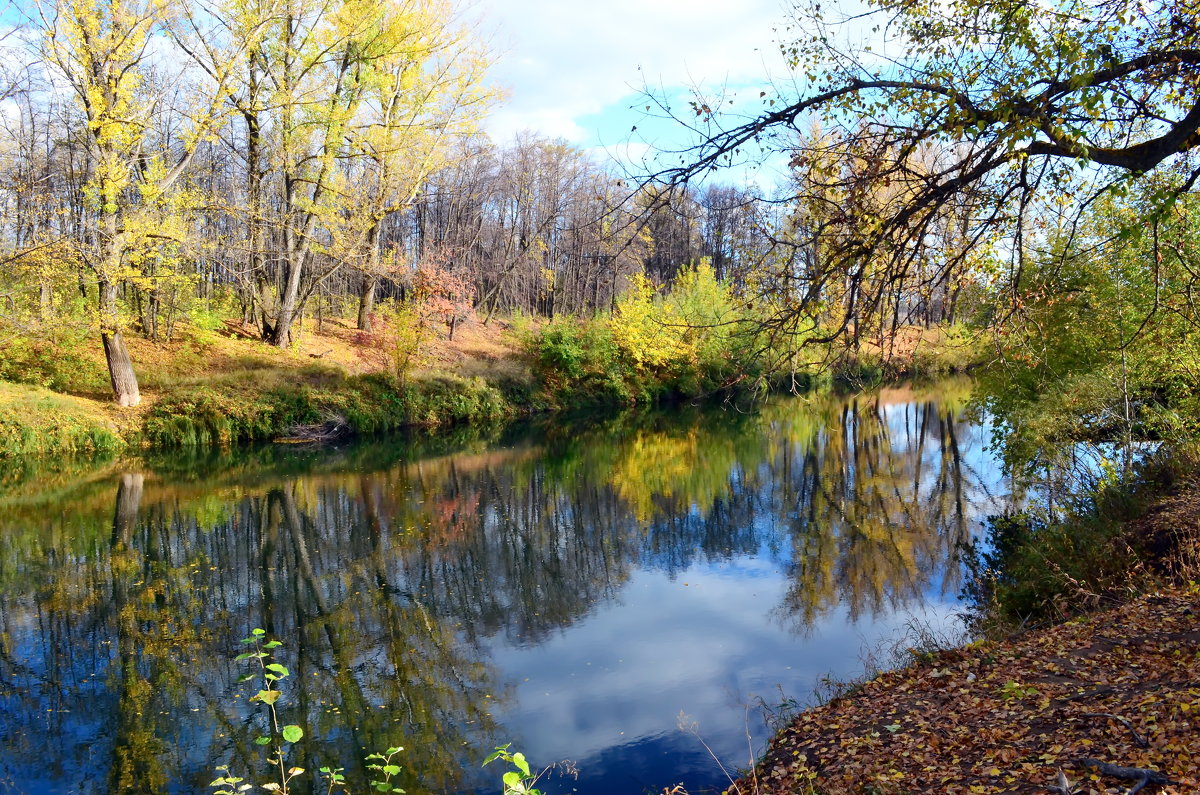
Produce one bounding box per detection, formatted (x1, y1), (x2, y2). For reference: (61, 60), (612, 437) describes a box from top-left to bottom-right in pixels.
(731, 584), (1200, 794)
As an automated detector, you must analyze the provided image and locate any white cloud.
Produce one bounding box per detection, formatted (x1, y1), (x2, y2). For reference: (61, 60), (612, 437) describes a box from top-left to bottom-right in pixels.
(476, 0), (789, 145)
(484, 560), (961, 776)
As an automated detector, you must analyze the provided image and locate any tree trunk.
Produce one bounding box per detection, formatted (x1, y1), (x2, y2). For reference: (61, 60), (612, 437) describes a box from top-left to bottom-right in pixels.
(39, 282), (53, 319)
(112, 472), (145, 547)
(99, 279), (141, 407)
(358, 275), (379, 331)
(271, 256), (304, 347)
(357, 221), (384, 331)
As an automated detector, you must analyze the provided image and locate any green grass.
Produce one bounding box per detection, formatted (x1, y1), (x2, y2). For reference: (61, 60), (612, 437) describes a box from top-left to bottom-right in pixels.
(0, 382), (125, 459)
(140, 370), (516, 449)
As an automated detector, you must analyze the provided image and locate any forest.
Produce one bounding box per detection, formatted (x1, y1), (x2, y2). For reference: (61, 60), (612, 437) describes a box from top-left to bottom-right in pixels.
(0, 0), (1194, 480)
(0, 0), (984, 437)
(2, 0), (1200, 791)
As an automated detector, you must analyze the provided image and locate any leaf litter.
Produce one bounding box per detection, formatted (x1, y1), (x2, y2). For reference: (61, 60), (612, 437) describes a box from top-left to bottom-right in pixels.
(729, 585), (1200, 794)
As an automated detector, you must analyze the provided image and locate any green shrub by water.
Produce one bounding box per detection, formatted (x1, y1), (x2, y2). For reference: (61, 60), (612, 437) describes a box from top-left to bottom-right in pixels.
(962, 450), (1196, 634)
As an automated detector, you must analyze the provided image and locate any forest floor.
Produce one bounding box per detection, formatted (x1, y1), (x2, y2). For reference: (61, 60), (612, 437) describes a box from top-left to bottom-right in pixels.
(727, 479), (1200, 795)
(113, 314), (529, 403)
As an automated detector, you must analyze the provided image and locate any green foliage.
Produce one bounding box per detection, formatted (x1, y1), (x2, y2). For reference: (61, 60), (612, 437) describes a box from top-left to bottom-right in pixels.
(216, 632), (533, 795)
(833, 356), (884, 389)
(143, 386), (315, 448)
(0, 321), (108, 393)
(398, 375), (511, 429)
(212, 630), (308, 795)
(182, 289), (243, 348)
(906, 324), (985, 377)
(664, 261), (755, 393)
(141, 370), (513, 449)
(524, 318), (632, 408)
(978, 184), (1200, 482)
(387, 301), (427, 387)
(483, 744), (545, 795)
(524, 262), (773, 408)
(355, 299), (431, 387)
(963, 445), (1200, 633)
(365, 747), (407, 793)
(963, 505), (1137, 633)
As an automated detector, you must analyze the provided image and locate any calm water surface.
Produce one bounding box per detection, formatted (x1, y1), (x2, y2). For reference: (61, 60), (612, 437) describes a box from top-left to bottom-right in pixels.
(0, 381), (1012, 794)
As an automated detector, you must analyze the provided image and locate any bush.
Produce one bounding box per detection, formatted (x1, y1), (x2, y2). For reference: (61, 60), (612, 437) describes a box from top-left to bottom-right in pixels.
(962, 510), (1136, 633)
(958, 451), (1192, 634)
(526, 318), (633, 408)
(908, 323), (985, 375)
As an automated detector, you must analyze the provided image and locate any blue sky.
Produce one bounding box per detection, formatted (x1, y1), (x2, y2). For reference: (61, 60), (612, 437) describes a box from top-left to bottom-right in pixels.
(474, 0), (792, 166)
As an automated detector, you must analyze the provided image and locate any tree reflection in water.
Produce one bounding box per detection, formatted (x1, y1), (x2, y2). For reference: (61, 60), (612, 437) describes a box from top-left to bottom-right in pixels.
(0, 379), (1009, 793)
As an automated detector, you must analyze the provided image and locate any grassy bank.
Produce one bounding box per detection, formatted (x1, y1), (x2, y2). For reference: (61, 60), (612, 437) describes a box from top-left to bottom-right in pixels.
(0, 382), (125, 460)
(0, 301), (981, 460)
(139, 369), (515, 449)
(0, 314), (531, 460)
(962, 449), (1200, 635)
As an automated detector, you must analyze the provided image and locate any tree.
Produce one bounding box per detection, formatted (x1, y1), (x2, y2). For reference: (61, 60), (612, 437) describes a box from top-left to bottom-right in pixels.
(346, 0), (492, 333)
(38, 0), (234, 405)
(413, 254), (474, 340)
(199, 0), (492, 346)
(978, 174), (1200, 483)
(657, 0), (1200, 351)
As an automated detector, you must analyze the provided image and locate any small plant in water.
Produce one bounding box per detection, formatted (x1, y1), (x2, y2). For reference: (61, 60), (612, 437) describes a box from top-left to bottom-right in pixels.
(213, 630), (538, 794)
(211, 629), (306, 795)
(483, 744), (545, 794)
(364, 746), (406, 793)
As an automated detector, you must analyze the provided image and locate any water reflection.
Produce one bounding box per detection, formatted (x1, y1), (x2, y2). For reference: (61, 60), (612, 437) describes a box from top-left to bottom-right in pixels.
(0, 380), (1008, 794)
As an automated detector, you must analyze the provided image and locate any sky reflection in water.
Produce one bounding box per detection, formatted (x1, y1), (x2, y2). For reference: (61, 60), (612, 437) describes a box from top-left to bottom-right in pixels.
(0, 380), (1011, 794)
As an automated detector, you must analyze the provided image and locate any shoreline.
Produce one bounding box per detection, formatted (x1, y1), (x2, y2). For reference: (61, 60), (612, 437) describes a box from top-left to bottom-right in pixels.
(723, 474), (1200, 795)
(0, 314), (980, 463)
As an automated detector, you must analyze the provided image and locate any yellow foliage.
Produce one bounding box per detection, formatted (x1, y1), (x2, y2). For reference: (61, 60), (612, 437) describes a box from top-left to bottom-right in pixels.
(608, 274), (690, 372)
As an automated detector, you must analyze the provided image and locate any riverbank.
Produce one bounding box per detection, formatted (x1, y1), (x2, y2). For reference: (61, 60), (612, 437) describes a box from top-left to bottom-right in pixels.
(721, 471), (1200, 795)
(0, 316), (529, 460)
(0, 313), (976, 460)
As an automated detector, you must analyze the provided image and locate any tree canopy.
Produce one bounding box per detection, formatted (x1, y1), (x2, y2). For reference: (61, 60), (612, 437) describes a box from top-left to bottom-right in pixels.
(657, 0), (1200, 348)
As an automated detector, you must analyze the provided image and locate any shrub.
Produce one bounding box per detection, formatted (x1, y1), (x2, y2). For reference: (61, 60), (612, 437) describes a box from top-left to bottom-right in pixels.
(526, 318), (633, 408)
(355, 299), (430, 386)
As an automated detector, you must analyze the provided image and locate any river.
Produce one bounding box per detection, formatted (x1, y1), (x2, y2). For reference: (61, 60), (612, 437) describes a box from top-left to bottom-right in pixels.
(0, 379), (1013, 794)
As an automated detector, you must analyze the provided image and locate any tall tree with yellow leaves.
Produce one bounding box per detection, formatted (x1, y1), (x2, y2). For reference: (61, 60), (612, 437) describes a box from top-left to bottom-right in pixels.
(38, 0), (234, 406)
(225, 0), (491, 346)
